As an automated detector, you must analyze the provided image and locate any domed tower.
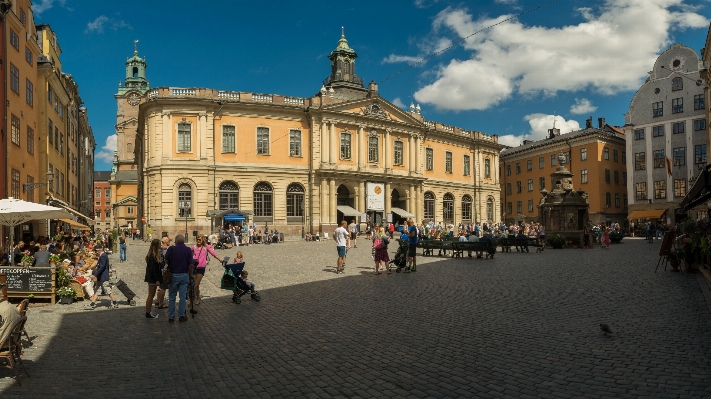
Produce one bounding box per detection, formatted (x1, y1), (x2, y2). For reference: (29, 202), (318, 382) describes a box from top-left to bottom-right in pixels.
(322, 28), (367, 98)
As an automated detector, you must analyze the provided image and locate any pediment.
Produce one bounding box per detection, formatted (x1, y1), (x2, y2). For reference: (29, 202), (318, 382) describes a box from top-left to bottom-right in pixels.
(116, 117), (138, 128)
(322, 98), (423, 126)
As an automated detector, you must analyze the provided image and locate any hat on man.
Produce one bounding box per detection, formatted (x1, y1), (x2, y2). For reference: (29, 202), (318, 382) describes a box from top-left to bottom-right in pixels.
(62, 259), (72, 264)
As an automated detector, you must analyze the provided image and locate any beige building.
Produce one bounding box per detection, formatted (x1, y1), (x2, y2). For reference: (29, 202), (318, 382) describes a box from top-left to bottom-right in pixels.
(122, 33), (502, 238)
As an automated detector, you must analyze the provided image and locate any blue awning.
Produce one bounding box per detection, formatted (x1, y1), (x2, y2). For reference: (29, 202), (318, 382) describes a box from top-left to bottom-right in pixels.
(224, 215), (246, 222)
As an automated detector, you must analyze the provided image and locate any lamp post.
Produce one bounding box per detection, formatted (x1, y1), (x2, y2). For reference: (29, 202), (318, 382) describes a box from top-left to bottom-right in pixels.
(179, 202), (190, 243)
(23, 170), (55, 238)
(301, 201), (305, 239)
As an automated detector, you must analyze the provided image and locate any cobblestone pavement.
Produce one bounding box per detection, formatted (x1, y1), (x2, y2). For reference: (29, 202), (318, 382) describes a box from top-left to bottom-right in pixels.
(1, 237), (710, 398)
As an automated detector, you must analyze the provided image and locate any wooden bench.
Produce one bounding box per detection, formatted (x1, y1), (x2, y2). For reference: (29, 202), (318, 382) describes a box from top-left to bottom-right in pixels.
(450, 241), (493, 258)
(418, 240), (453, 256)
(496, 237), (543, 253)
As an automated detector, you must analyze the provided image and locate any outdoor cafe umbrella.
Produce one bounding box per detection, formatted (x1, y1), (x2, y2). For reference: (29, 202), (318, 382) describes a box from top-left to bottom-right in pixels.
(0, 197), (73, 265)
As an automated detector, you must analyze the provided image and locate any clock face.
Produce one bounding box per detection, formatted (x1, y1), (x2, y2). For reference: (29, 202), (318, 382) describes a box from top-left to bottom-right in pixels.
(127, 93), (141, 106)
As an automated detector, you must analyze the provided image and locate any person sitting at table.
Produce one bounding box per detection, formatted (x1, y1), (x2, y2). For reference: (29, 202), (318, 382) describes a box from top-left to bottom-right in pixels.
(0, 247), (8, 266)
(32, 245), (51, 266)
(516, 230), (529, 253)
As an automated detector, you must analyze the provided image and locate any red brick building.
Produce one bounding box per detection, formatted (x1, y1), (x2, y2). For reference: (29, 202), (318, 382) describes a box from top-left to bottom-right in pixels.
(93, 171), (112, 230)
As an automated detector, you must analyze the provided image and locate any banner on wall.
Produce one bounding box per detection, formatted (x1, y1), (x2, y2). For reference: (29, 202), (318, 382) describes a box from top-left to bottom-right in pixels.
(366, 182), (385, 211)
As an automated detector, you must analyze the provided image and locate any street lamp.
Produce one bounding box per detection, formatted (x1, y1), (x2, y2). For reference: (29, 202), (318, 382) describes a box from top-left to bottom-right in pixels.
(301, 201), (305, 239)
(179, 201), (190, 243)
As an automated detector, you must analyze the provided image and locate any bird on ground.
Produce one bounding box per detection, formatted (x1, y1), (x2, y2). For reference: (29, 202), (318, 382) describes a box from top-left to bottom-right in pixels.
(600, 324), (613, 334)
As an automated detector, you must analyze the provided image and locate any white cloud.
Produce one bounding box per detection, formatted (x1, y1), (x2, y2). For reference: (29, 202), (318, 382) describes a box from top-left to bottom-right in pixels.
(32, 0), (64, 14)
(414, 0), (439, 9)
(396, 0), (710, 111)
(391, 97), (407, 109)
(84, 16), (131, 34)
(498, 114), (580, 147)
(569, 98), (597, 115)
(96, 134), (117, 163)
(495, 0), (518, 4)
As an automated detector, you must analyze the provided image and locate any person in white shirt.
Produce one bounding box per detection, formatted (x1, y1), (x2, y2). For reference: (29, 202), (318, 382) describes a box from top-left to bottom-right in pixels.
(248, 227), (254, 246)
(348, 220), (358, 248)
(333, 221), (350, 275)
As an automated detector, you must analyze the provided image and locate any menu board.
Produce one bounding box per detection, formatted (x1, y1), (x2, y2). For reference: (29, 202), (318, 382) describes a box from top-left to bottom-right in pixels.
(0, 267), (53, 292)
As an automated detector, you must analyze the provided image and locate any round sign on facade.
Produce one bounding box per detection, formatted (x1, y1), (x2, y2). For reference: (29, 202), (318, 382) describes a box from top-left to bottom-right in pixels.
(141, 216), (146, 223)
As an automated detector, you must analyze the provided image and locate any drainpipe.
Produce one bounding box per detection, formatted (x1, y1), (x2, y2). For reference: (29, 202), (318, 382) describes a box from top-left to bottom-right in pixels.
(304, 107), (313, 237)
(1, 2), (8, 245)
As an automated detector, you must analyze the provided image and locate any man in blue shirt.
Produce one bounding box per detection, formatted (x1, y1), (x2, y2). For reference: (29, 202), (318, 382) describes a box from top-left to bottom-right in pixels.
(164, 235), (195, 323)
(88, 246), (118, 309)
(405, 218), (418, 273)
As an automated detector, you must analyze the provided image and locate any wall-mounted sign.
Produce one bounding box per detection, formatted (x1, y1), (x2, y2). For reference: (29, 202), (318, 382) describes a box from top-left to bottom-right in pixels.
(366, 182), (385, 211)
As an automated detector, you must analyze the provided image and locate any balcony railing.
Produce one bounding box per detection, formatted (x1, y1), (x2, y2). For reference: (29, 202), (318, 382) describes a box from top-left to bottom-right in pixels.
(252, 93), (273, 102)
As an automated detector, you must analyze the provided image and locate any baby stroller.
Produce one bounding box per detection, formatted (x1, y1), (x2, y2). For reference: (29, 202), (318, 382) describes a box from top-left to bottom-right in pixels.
(388, 240), (409, 273)
(220, 259), (261, 304)
(213, 235), (232, 250)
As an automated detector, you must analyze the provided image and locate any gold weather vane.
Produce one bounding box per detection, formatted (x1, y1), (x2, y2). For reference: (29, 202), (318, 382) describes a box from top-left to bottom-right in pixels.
(134, 39), (139, 54)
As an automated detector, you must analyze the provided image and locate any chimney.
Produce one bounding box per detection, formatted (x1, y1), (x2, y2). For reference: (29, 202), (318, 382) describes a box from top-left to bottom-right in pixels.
(585, 117), (592, 129)
(598, 117), (605, 128)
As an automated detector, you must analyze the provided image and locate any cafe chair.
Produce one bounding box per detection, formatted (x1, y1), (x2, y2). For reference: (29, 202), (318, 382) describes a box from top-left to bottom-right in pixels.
(0, 316), (30, 385)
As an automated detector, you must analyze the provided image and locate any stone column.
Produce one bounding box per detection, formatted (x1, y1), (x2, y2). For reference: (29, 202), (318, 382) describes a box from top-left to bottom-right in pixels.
(198, 111), (207, 159)
(330, 122), (337, 164)
(409, 135), (416, 173)
(329, 178), (337, 224)
(161, 111), (171, 159)
(321, 120), (329, 165)
(358, 181), (365, 214)
(414, 135), (421, 174)
(357, 125), (365, 168)
(414, 185), (421, 223)
(409, 184), (415, 220)
(384, 181), (391, 218)
(320, 178), (328, 228)
(384, 129), (391, 170)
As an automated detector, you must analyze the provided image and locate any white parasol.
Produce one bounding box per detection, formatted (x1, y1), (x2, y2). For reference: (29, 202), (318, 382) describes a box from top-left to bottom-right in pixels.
(0, 197), (73, 265)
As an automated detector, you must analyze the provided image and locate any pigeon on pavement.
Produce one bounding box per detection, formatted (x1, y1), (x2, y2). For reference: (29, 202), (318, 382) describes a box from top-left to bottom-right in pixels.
(600, 324), (613, 334)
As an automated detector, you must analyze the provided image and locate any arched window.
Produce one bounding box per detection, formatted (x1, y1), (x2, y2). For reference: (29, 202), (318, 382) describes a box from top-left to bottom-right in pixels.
(253, 182), (273, 220)
(485, 158), (491, 178)
(132, 67), (138, 78)
(443, 193), (454, 222)
(424, 192), (435, 220)
(219, 181), (239, 210)
(177, 183), (192, 218)
(462, 195), (472, 221)
(126, 142), (133, 157)
(286, 183), (305, 219)
(487, 197), (494, 222)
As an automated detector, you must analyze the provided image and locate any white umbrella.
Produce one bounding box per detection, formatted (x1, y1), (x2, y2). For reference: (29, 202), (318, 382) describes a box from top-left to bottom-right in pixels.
(0, 197), (73, 265)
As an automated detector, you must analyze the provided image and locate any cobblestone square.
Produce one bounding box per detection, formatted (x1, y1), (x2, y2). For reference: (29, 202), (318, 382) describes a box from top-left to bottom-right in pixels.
(1, 238), (710, 398)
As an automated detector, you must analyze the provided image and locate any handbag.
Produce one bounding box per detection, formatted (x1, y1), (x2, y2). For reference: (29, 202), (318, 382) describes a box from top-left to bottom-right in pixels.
(162, 267), (172, 285)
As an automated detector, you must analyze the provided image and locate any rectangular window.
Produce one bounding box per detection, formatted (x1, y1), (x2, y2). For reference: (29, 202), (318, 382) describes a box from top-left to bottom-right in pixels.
(672, 77), (683, 91)
(614, 170), (619, 185)
(604, 168), (610, 184)
(580, 169), (588, 184)
(526, 160), (532, 171)
(653, 150), (664, 168)
(26, 79), (33, 106)
(505, 164), (511, 176)
(445, 151), (452, 173)
(672, 122), (685, 134)
(25, 47), (32, 65)
(105, 188), (111, 198)
(11, 169), (20, 199)
(10, 64), (19, 94)
(674, 179), (687, 197)
(59, 133), (64, 156)
(516, 181), (522, 193)
(634, 129), (644, 140)
(96, 188), (101, 198)
(580, 148), (587, 161)
(27, 126), (34, 154)
(672, 98), (683, 114)
(54, 126), (58, 150)
(603, 147), (609, 160)
(393, 141), (404, 165)
(538, 156), (544, 169)
(340, 133), (351, 159)
(634, 152), (645, 170)
(48, 120), (53, 146)
(54, 167), (59, 193)
(9, 29), (18, 49)
(612, 149), (618, 163)
(673, 147), (685, 166)
(26, 176), (34, 202)
(515, 162), (521, 174)
(653, 101), (663, 117)
(539, 176), (545, 190)
(654, 180), (666, 199)
(256, 127), (269, 155)
(694, 119), (706, 131)
(19, 9), (26, 25)
(516, 201), (522, 214)
(623, 194), (628, 208)
(222, 125), (235, 153)
(105, 209), (111, 218)
(694, 94), (705, 110)
(695, 144), (707, 164)
(177, 123), (192, 152)
(622, 152), (626, 164)
(10, 114), (20, 146)
(527, 179), (533, 192)
(635, 182), (647, 201)
(60, 172), (64, 197)
(605, 192), (611, 208)
(615, 193), (620, 208)
(368, 136), (379, 163)
(507, 202), (512, 215)
(48, 86), (53, 103)
(550, 154), (556, 166)
(528, 199), (534, 212)
(622, 172), (627, 186)
(289, 130), (301, 156)
(506, 183), (512, 195)
(463, 155), (470, 176)
(426, 148), (433, 170)
(652, 125), (664, 137)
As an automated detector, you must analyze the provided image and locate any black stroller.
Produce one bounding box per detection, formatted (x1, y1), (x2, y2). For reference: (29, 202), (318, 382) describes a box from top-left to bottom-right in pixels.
(220, 259), (261, 304)
(213, 235), (233, 250)
(388, 240), (409, 273)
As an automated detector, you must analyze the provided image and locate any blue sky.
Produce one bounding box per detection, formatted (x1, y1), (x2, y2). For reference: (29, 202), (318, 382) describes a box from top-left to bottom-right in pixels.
(32, 0), (711, 171)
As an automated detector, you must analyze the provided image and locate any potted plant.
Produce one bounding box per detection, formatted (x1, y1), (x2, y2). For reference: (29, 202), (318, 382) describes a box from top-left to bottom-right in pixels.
(609, 230), (624, 244)
(548, 234), (566, 249)
(56, 286), (77, 304)
(48, 254), (61, 266)
(20, 251), (33, 267)
(667, 248), (682, 270)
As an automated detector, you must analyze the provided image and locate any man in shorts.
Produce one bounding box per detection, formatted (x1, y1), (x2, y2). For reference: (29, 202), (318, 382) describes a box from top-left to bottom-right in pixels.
(405, 218), (418, 273)
(348, 220), (358, 248)
(88, 246), (118, 309)
(334, 220), (350, 274)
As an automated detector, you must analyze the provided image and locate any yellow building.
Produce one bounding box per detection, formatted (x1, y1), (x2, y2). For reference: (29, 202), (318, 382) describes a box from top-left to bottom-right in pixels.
(123, 33), (502, 238)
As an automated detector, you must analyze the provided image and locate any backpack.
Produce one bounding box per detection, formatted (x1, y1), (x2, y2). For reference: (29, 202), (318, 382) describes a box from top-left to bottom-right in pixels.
(373, 236), (383, 250)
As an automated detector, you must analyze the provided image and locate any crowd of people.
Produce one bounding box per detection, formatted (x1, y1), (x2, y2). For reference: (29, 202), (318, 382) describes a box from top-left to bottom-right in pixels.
(206, 223), (281, 247)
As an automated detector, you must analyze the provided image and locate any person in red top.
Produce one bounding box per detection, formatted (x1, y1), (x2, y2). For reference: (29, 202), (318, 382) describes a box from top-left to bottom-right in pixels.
(191, 234), (220, 305)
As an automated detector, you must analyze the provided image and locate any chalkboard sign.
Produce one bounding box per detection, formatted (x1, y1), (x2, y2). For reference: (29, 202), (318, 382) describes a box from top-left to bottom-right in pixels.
(0, 267), (53, 293)
(659, 229), (675, 257)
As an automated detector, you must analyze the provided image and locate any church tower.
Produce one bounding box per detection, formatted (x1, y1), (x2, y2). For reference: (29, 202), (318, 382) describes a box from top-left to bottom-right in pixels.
(323, 28), (367, 99)
(111, 41), (149, 230)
